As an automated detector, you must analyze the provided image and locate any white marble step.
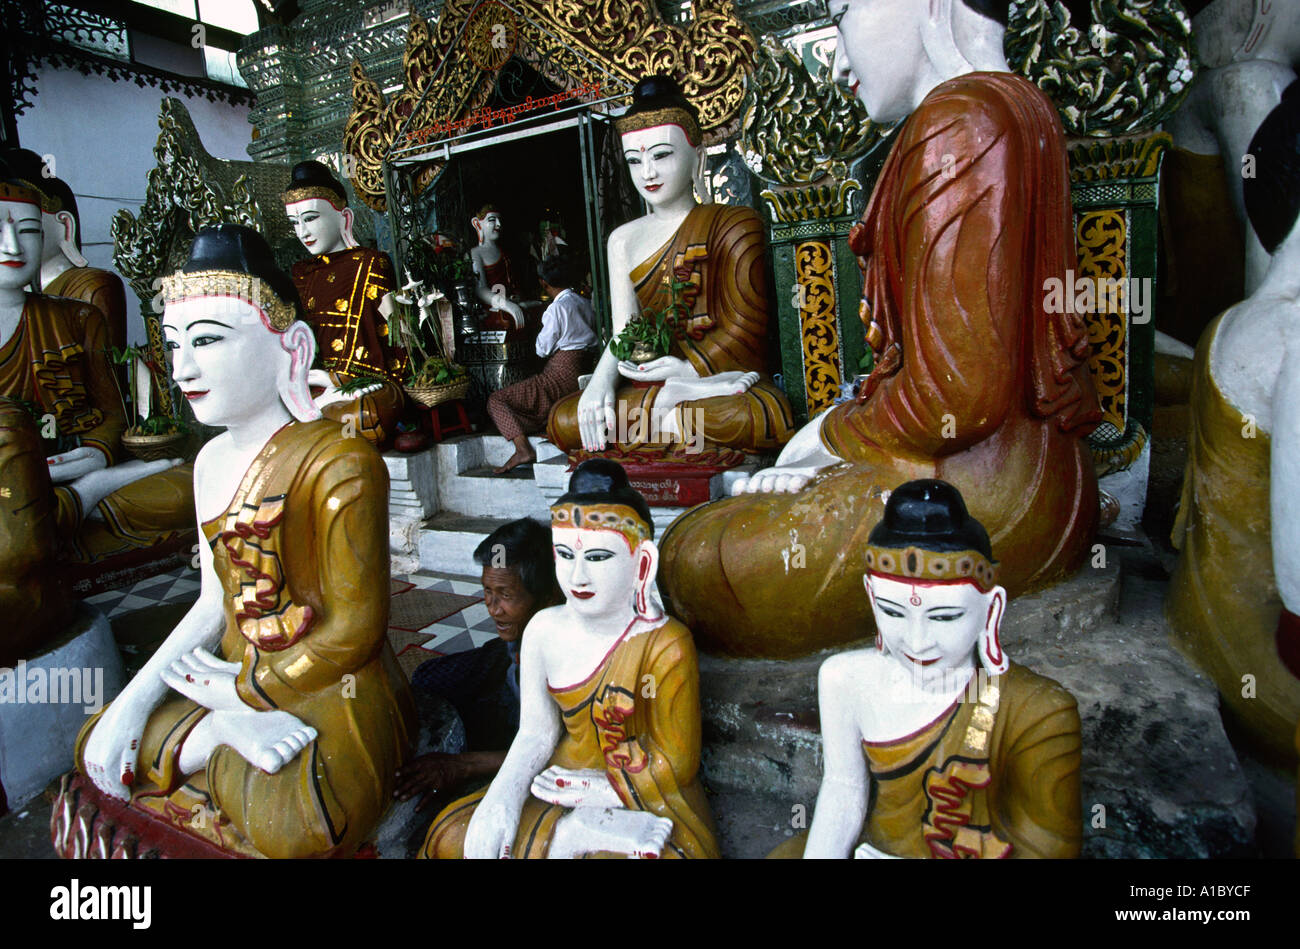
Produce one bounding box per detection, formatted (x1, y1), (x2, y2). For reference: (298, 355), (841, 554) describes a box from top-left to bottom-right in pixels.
(418, 513), (524, 575)
(433, 434), (562, 520)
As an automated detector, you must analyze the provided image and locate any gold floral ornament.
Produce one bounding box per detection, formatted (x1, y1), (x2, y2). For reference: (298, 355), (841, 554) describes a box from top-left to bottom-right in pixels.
(740, 37), (887, 187)
(1006, 0), (1195, 136)
(160, 270), (298, 331)
(551, 502), (651, 553)
(863, 544), (998, 593)
(280, 185), (346, 209)
(343, 0), (755, 211)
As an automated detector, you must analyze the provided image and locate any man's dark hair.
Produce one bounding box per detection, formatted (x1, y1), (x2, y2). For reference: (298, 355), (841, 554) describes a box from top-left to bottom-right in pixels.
(473, 517), (561, 602)
(1244, 80), (1300, 256)
(537, 253), (573, 290)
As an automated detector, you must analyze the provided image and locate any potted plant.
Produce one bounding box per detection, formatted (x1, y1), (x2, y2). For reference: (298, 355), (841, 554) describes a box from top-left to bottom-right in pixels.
(388, 270), (471, 407)
(111, 344), (189, 460)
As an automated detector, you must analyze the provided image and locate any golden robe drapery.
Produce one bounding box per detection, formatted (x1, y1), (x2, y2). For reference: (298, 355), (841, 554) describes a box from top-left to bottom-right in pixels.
(74, 419), (416, 858)
(421, 617), (719, 858)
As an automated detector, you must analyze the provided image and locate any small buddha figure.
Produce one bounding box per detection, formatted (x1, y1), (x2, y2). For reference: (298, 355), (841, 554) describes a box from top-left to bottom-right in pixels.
(771, 479), (1082, 859)
(659, 1), (1102, 658)
(420, 459), (719, 858)
(470, 204), (526, 332)
(73, 225), (416, 858)
(547, 75), (795, 459)
(0, 170), (189, 617)
(283, 160), (408, 447)
(1, 147), (128, 352)
(1166, 82), (1300, 764)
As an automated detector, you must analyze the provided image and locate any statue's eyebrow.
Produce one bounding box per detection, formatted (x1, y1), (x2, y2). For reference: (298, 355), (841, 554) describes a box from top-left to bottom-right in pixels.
(185, 318), (233, 331)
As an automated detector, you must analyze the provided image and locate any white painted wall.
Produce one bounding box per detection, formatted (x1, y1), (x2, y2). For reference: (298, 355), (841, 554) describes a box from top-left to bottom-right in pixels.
(15, 64), (252, 344)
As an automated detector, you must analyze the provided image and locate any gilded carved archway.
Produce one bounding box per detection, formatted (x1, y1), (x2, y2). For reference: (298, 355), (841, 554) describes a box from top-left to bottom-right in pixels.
(343, 0), (756, 211)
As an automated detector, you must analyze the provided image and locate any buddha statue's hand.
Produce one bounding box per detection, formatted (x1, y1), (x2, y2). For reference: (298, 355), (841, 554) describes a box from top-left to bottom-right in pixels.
(853, 841), (901, 859)
(617, 355), (696, 383)
(548, 806), (673, 859)
(577, 380), (616, 451)
(464, 799), (521, 859)
(530, 765), (622, 809)
(159, 647), (245, 712)
(82, 690), (152, 801)
(46, 445), (107, 484)
(498, 298), (526, 330)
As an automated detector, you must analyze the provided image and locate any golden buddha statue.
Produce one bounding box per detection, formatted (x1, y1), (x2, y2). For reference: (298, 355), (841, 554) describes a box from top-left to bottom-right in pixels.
(771, 480), (1082, 859)
(421, 459), (719, 858)
(658, 1), (1102, 658)
(68, 225), (416, 859)
(283, 160), (408, 447)
(546, 76), (795, 460)
(1167, 84), (1300, 764)
(0, 171), (190, 662)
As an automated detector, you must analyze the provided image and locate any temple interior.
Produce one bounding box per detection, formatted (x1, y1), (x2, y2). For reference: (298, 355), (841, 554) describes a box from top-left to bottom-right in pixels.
(1, 0), (1298, 865)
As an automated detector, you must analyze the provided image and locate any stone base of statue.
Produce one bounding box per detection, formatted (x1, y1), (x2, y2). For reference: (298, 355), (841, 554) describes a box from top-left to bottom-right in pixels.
(699, 554), (1257, 858)
(0, 604), (123, 812)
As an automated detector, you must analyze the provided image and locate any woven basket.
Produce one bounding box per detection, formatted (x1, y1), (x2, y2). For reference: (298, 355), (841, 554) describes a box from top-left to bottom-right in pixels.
(121, 429), (186, 462)
(404, 377), (471, 408)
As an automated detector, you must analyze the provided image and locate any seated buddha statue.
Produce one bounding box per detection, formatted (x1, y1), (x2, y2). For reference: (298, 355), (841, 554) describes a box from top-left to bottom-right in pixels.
(421, 459), (719, 858)
(659, 0), (1102, 658)
(1166, 83), (1300, 764)
(72, 225), (416, 859)
(770, 480), (1082, 859)
(0, 170), (191, 594)
(2, 147), (128, 352)
(546, 76), (795, 460)
(470, 204), (526, 332)
(282, 160), (409, 447)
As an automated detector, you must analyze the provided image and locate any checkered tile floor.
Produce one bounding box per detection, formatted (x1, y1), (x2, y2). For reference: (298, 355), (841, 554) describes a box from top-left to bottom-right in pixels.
(85, 567), (499, 673)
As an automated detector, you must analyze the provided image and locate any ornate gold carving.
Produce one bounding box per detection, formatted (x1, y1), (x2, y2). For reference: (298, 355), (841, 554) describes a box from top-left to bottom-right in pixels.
(343, 0), (755, 211)
(1076, 209), (1128, 433)
(794, 240), (841, 416)
(760, 179), (861, 224)
(1068, 132), (1171, 183)
(741, 37), (886, 187)
(467, 1), (518, 71)
(1007, 0), (1194, 136)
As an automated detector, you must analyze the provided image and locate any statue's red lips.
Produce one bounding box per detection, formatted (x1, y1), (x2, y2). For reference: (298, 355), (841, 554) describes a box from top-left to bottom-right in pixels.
(571, 590), (596, 600)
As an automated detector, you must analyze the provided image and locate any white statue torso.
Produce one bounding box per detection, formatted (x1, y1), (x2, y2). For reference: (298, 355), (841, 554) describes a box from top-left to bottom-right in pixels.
(823, 648), (977, 746)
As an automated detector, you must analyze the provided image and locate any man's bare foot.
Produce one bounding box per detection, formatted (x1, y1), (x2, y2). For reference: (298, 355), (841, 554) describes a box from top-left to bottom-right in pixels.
(493, 446), (536, 474)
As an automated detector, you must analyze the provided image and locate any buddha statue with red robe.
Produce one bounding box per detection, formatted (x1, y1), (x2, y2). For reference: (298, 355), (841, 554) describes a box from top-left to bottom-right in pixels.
(283, 160), (408, 447)
(658, 0), (1102, 658)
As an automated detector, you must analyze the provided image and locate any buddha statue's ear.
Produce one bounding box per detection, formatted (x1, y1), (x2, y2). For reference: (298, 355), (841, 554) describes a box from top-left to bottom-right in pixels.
(863, 575), (885, 651)
(692, 144), (712, 205)
(277, 320), (322, 422)
(54, 210), (88, 267)
(977, 584), (1009, 676)
(633, 538), (663, 620)
(340, 206), (359, 250)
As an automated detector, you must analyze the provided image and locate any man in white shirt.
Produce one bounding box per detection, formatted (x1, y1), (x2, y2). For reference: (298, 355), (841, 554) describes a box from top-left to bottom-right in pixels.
(488, 254), (598, 473)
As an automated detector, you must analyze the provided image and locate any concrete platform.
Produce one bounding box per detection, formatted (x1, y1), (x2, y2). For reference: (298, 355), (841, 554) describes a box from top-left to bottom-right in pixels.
(0, 604), (124, 811)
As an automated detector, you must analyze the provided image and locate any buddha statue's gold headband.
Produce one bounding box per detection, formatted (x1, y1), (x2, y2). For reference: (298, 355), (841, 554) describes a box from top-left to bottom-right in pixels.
(551, 502), (651, 552)
(8, 178), (58, 213)
(0, 180), (42, 208)
(614, 107), (702, 147)
(864, 544), (998, 592)
(160, 270), (297, 331)
(281, 186), (346, 209)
